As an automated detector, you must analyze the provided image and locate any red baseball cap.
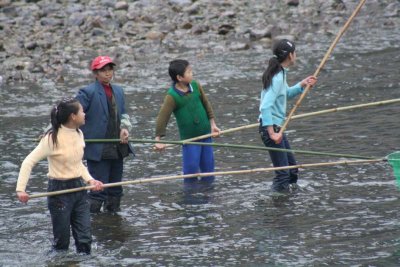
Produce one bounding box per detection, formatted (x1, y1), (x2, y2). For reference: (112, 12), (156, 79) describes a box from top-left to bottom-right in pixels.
(91, 56), (116, 71)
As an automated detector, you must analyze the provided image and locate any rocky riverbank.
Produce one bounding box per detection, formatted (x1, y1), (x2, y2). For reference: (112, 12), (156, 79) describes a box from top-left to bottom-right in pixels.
(0, 0), (398, 83)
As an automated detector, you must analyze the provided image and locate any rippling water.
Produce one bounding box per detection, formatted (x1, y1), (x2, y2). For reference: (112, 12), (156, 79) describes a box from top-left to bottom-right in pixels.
(1, 34), (400, 265)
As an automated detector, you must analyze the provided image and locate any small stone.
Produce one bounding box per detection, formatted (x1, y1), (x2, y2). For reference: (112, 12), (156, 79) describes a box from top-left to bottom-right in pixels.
(145, 30), (164, 40)
(115, 1), (129, 11)
(24, 41), (37, 50)
(287, 0), (299, 7)
(218, 24), (235, 35)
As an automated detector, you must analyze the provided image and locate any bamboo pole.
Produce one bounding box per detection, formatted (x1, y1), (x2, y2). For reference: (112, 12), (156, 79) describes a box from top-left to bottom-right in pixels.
(279, 0), (368, 134)
(86, 138), (376, 160)
(29, 158), (384, 199)
(165, 97), (400, 146)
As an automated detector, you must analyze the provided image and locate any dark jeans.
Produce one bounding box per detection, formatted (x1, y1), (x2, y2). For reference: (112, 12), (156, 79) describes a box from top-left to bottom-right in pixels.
(259, 124), (298, 192)
(87, 158), (123, 201)
(47, 178), (91, 254)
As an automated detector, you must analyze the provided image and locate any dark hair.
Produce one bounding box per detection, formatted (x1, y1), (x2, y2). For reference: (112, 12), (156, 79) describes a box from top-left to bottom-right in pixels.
(262, 39), (296, 89)
(46, 98), (80, 147)
(93, 63), (115, 75)
(168, 59), (189, 83)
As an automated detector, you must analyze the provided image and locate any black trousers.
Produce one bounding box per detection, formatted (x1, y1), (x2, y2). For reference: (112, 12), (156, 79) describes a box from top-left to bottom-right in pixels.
(47, 178), (92, 254)
(259, 123), (299, 192)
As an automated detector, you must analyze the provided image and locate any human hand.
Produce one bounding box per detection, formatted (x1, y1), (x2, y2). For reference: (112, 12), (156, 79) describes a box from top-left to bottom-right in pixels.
(270, 132), (283, 144)
(300, 76), (317, 88)
(88, 179), (104, 191)
(211, 125), (221, 137)
(17, 191), (29, 203)
(120, 129), (129, 144)
(154, 143), (166, 151)
(154, 137), (166, 151)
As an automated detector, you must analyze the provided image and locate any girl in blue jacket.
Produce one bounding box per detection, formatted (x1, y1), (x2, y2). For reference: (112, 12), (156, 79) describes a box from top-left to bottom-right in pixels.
(259, 39), (317, 194)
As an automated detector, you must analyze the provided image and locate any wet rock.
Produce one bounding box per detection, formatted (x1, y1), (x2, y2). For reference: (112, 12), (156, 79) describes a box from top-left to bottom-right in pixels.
(221, 11), (236, 19)
(126, 9), (140, 20)
(249, 27), (272, 41)
(218, 24), (235, 35)
(384, 2), (399, 17)
(92, 28), (107, 36)
(286, 0), (299, 7)
(115, 1), (129, 10)
(67, 13), (86, 27)
(40, 17), (63, 27)
(183, 2), (200, 15)
(192, 24), (209, 35)
(273, 34), (295, 42)
(331, 0), (346, 11)
(159, 23), (176, 34)
(229, 42), (249, 51)
(140, 14), (155, 23)
(122, 21), (140, 36)
(24, 41), (38, 50)
(169, 0), (192, 7)
(114, 10), (128, 26)
(146, 30), (165, 40)
(0, 0), (11, 8)
(100, 0), (115, 8)
(181, 22), (193, 29)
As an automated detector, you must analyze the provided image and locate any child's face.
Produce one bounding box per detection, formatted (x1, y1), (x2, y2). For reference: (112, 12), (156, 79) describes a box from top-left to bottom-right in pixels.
(177, 65), (193, 84)
(70, 103), (86, 127)
(288, 51), (297, 65)
(95, 64), (114, 84)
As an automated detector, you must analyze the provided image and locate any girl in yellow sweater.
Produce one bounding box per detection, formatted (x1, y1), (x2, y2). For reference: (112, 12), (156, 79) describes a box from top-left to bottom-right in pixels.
(16, 98), (103, 254)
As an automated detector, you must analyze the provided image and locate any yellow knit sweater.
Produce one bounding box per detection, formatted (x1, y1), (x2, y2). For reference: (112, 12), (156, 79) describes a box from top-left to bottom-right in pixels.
(16, 125), (94, 192)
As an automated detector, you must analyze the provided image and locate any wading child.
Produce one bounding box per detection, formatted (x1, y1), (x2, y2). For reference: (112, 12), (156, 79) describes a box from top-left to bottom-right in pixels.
(76, 56), (134, 213)
(155, 59), (220, 190)
(16, 98), (103, 254)
(259, 39), (317, 194)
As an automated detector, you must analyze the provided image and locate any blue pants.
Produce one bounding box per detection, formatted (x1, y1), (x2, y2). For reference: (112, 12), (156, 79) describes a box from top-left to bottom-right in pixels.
(47, 178), (92, 254)
(87, 159), (123, 201)
(182, 137), (215, 186)
(260, 124), (298, 192)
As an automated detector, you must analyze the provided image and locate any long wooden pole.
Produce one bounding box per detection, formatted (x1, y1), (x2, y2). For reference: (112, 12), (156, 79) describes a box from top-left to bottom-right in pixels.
(30, 158), (384, 199)
(279, 0), (368, 134)
(86, 138), (376, 160)
(164, 97), (400, 146)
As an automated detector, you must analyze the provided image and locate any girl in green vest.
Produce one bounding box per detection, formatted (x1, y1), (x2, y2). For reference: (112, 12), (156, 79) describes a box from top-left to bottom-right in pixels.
(155, 59), (220, 190)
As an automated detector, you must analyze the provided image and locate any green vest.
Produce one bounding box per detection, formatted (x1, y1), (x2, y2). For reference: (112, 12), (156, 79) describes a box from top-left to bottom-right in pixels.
(168, 81), (211, 139)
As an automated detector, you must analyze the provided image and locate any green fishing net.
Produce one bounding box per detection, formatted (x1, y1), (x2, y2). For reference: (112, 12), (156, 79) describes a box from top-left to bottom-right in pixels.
(388, 152), (400, 187)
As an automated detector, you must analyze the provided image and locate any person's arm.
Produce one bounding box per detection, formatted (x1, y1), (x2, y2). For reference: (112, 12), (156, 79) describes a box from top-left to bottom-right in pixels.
(197, 82), (220, 136)
(16, 136), (51, 203)
(154, 95), (175, 151)
(197, 82), (215, 119)
(287, 75), (317, 99)
(79, 162), (103, 191)
(119, 90), (132, 144)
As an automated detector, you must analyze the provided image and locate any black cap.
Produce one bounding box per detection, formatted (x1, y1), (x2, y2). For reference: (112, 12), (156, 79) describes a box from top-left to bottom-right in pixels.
(273, 39), (296, 61)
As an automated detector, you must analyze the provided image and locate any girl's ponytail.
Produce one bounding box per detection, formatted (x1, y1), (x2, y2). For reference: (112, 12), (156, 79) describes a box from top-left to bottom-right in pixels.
(48, 104), (62, 146)
(46, 98), (80, 147)
(262, 57), (282, 89)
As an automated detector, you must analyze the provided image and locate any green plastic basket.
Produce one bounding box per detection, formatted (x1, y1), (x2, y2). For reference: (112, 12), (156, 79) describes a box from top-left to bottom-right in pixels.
(387, 152), (400, 187)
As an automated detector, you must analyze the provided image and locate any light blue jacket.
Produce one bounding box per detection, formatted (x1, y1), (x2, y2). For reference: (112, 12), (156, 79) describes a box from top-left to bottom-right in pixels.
(76, 80), (134, 161)
(259, 69), (304, 126)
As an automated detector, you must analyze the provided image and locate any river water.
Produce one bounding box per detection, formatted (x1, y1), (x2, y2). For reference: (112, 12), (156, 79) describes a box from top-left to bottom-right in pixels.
(1, 28), (400, 266)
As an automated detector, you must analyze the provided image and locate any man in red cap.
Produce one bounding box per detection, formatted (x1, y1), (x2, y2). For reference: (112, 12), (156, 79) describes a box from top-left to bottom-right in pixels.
(76, 56), (134, 213)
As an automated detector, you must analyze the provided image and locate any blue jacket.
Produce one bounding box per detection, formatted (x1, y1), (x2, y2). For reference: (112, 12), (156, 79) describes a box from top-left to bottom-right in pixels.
(76, 80), (134, 161)
(259, 69), (304, 126)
